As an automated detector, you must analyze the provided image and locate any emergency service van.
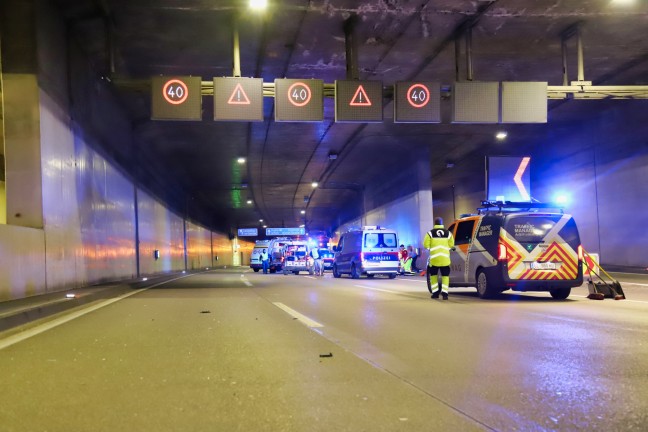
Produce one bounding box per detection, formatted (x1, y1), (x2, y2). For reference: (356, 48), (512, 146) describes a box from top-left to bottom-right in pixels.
(332, 226), (399, 279)
(281, 240), (314, 275)
(249, 237), (292, 273)
(250, 240), (271, 272)
(448, 201), (583, 299)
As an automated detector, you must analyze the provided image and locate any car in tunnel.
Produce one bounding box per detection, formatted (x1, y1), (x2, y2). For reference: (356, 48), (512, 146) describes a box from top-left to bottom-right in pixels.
(318, 249), (335, 271)
(447, 202), (584, 299)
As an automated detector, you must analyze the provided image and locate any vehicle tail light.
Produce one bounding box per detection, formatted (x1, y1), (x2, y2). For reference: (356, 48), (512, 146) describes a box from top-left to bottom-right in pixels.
(360, 252), (365, 262)
(498, 243), (507, 261)
(577, 245), (583, 262)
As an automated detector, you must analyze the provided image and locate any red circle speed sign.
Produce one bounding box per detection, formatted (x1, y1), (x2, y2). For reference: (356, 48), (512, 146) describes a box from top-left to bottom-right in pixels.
(287, 82), (312, 107)
(162, 79), (189, 105)
(406, 83), (430, 108)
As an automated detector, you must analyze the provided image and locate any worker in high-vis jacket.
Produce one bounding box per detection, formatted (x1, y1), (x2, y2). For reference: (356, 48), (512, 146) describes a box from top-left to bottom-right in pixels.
(423, 217), (455, 300)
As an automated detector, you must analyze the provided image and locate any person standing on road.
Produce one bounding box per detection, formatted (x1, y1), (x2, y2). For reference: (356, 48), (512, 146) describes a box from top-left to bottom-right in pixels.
(423, 217), (455, 300)
(407, 245), (419, 273)
(261, 249), (269, 274)
(310, 247), (323, 276)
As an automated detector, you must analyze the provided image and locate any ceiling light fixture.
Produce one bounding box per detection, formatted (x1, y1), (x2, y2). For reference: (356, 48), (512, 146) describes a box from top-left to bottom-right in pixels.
(246, 200), (252, 204)
(249, 0), (268, 10)
(259, 219), (263, 222)
(495, 131), (508, 140)
(311, 181), (318, 188)
(237, 157), (246, 164)
(300, 210), (306, 214)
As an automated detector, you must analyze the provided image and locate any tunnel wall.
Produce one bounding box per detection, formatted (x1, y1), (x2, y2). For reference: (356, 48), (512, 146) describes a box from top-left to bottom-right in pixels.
(137, 189), (185, 276)
(0, 0), (241, 302)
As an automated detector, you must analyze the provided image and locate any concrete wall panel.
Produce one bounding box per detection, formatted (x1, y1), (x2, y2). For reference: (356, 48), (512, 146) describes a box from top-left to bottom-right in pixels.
(0, 225), (46, 301)
(137, 189), (185, 276)
(186, 222), (212, 270)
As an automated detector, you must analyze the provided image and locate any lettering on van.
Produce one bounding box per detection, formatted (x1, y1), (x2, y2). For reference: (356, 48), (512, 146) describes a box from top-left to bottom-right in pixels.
(514, 223), (536, 236)
(478, 225), (493, 237)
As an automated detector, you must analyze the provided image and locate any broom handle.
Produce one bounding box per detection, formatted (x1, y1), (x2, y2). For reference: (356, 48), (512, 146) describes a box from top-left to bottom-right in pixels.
(583, 249), (616, 281)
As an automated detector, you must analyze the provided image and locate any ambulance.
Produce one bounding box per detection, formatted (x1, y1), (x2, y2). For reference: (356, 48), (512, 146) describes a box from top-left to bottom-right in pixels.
(249, 237), (292, 273)
(332, 226), (400, 279)
(448, 202), (583, 299)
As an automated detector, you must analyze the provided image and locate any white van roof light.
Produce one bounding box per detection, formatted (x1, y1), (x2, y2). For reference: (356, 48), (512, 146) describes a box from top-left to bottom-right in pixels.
(362, 225), (382, 230)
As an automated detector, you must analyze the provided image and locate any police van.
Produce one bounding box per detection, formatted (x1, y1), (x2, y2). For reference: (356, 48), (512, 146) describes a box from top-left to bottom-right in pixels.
(332, 226), (399, 279)
(448, 202), (583, 299)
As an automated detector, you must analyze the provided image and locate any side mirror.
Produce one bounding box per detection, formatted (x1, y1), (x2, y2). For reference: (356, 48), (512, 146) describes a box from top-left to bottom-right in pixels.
(450, 247), (456, 252)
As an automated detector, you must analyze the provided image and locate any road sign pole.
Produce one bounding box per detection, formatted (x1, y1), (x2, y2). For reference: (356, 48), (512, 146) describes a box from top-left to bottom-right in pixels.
(232, 14), (241, 77)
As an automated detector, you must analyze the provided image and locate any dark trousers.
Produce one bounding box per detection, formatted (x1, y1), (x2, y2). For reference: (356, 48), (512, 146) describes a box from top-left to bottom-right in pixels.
(410, 254), (419, 272)
(262, 260), (269, 274)
(426, 265), (450, 293)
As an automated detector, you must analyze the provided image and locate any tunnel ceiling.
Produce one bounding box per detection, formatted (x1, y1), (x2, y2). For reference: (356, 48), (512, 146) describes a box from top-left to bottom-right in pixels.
(53, 0), (648, 234)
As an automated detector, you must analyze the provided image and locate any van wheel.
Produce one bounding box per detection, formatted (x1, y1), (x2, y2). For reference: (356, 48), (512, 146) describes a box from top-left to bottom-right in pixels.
(388, 274), (396, 279)
(550, 288), (571, 300)
(283, 269), (289, 275)
(351, 264), (361, 279)
(333, 264), (341, 278)
(476, 270), (496, 299)
(367, 274), (375, 279)
(253, 268), (260, 272)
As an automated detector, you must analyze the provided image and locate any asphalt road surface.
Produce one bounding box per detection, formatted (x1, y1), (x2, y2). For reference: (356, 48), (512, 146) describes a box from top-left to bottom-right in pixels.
(1, 268), (647, 431)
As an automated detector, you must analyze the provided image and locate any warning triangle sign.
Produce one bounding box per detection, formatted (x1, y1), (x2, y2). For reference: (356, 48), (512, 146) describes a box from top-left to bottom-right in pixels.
(349, 85), (372, 106)
(228, 83), (251, 105)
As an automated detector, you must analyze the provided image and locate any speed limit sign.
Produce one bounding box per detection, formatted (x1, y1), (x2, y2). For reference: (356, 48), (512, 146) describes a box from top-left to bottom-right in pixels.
(394, 81), (440, 123)
(275, 78), (323, 122)
(151, 76), (201, 120)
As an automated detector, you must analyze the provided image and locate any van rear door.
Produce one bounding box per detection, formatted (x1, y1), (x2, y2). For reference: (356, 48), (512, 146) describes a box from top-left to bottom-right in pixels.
(362, 231), (399, 271)
(502, 214), (581, 282)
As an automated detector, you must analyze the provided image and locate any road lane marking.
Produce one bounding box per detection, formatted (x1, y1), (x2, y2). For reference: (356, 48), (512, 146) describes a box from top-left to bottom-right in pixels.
(272, 302), (323, 328)
(354, 285), (424, 300)
(620, 281), (648, 287)
(0, 273), (196, 350)
(0, 289), (146, 351)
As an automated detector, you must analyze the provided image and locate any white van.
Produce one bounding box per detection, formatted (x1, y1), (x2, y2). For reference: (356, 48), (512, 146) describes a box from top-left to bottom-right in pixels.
(332, 226), (399, 279)
(448, 201), (583, 299)
(249, 237), (292, 273)
(250, 240), (271, 272)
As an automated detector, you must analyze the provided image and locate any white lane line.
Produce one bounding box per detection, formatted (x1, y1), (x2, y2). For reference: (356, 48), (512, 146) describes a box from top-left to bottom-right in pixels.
(620, 282), (648, 287)
(272, 302), (323, 328)
(354, 284), (401, 295)
(0, 289), (145, 351)
(0, 273), (196, 350)
(242, 279), (253, 287)
(354, 285), (425, 300)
